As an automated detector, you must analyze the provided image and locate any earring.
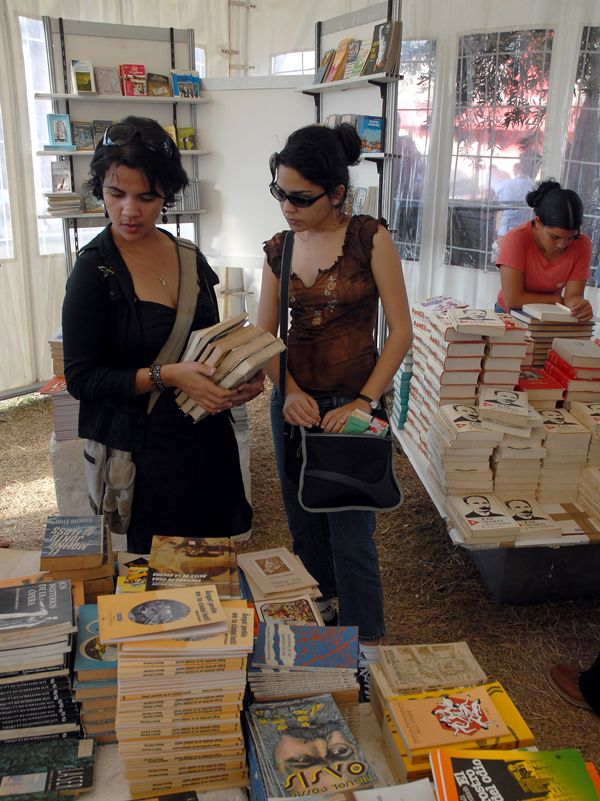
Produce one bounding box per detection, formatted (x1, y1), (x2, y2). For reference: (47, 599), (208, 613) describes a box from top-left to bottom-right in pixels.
(162, 207), (168, 224)
(104, 206), (109, 218)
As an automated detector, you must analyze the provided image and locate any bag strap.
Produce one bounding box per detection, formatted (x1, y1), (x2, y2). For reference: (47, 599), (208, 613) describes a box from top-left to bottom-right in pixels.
(147, 238), (198, 415)
(278, 231), (295, 402)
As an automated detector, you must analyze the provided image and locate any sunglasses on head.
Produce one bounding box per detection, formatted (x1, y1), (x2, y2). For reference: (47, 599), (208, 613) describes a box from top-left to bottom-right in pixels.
(102, 123), (173, 157)
(269, 182), (329, 208)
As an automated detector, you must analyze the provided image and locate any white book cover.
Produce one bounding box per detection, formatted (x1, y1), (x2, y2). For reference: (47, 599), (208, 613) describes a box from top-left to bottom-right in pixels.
(446, 307), (505, 337)
(446, 493), (521, 534)
(551, 338), (600, 368)
(411, 295), (468, 320)
(429, 312), (484, 343)
(539, 408), (590, 433)
(478, 387), (529, 425)
(438, 404), (505, 441)
(569, 401), (600, 432)
(497, 496), (562, 535)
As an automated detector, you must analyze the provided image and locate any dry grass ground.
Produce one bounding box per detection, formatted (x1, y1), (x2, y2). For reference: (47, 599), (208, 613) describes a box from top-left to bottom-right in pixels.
(2, 388), (599, 764)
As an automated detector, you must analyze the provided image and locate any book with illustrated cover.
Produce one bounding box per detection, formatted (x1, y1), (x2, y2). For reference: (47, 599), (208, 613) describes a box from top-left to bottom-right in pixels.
(429, 747), (598, 801)
(119, 64), (146, 96)
(0, 581), (75, 641)
(47, 115), (75, 150)
(478, 387), (529, 427)
(412, 296), (469, 321)
(70, 122), (94, 151)
(437, 405), (505, 442)
(50, 162), (72, 194)
(570, 400), (600, 432)
(362, 22), (387, 76)
(351, 41), (372, 77)
(40, 517), (103, 571)
(379, 642), (486, 695)
(343, 39), (362, 79)
(145, 536), (231, 598)
(446, 494), (521, 539)
(70, 60), (96, 94)
(326, 38), (351, 82)
(251, 623), (358, 670)
(248, 693), (376, 797)
(497, 496), (562, 537)
(356, 115), (382, 152)
(74, 605), (118, 682)
(93, 66), (121, 95)
(314, 48), (335, 84)
(97, 585), (227, 643)
(253, 596), (323, 626)
(176, 127), (196, 150)
(0, 738), (96, 795)
(81, 183), (104, 213)
(146, 72), (170, 97)
(91, 120), (113, 148)
(446, 308), (505, 337)
(170, 69), (200, 98)
(237, 548), (317, 597)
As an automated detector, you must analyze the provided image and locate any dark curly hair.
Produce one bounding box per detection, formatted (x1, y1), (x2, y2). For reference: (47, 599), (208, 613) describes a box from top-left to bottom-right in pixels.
(269, 123), (362, 208)
(88, 115), (188, 206)
(526, 179), (583, 232)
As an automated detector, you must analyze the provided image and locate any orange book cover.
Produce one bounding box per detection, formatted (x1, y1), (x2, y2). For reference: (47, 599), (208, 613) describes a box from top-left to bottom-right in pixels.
(97, 585), (226, 644)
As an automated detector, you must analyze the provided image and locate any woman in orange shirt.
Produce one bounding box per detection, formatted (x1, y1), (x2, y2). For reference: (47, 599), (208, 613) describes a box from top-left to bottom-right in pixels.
(495, 180), (593, 321)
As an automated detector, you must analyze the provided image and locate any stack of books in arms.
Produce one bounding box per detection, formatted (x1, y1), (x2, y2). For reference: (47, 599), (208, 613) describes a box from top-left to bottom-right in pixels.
(73, 604), (118, 742)
(430, 746), (600, 801)
(537, 408), (591, 504)
(39, 377), (80, 441)
(0, 579), (80, 744)
(544, 338), (600, 407)
(97, 586), (252, 795)
(479, 313), (529, 388)
(0, 736), (97, 797)
(40, 516), (115, 605)
(570, 400), (600, 466)
(390, 348), (413, 430)
(245, 693), (377, 801)
(175, 313), (285, 422)
(516, 366), (565, 410)
(248, 622), (360, 734)
(510, 303), (596, 367)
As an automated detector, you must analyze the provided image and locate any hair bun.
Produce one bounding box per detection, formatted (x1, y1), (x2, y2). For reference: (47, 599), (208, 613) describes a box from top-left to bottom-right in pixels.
(335, 123), (362, 167)
(526, 178), (561, 209)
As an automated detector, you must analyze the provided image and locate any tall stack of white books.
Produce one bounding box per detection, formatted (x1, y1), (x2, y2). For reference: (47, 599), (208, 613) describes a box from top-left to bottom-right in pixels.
(536, 408), (592, 504)
(479, 314), (529, 389)
(577, 466), (600, 525)
(569, 401), (600, 467)
(510, 304), (595, 367)
(427, 404), (502, 498)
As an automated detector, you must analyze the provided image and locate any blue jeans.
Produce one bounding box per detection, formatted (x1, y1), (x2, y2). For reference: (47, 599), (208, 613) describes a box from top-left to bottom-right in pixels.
(270, 387), (386, 642)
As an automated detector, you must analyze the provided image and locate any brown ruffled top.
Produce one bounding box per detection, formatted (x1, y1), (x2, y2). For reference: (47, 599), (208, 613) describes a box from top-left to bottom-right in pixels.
(263, 215), (385, 397)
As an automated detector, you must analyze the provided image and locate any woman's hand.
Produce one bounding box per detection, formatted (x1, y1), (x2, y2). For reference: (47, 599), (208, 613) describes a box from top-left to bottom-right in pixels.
(321, 401), (369, 433)
(160, 362), (235, 414)
(283, 390), (321, 428)
(231, 370), (266, 406)
(567, 297), (594, 322)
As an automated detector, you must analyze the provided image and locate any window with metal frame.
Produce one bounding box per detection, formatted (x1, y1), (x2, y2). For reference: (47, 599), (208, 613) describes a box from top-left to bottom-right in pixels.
(271, 51), (315, 76)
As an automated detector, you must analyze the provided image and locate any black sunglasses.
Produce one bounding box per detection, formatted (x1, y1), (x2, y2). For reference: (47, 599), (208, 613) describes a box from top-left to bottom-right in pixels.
(269, 182), (329, 208)
(102, 123), (173, 157)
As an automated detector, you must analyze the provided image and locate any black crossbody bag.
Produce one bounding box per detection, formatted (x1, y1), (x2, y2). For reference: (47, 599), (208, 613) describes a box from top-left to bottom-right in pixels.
(279, 231), (403, 513)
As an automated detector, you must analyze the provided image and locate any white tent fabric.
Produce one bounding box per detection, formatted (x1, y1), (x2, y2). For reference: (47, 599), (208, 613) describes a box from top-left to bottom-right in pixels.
(1, 0), (599, 394)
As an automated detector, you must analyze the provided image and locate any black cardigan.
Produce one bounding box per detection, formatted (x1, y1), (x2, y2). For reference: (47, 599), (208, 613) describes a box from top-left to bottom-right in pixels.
(62, 225), (219, 452)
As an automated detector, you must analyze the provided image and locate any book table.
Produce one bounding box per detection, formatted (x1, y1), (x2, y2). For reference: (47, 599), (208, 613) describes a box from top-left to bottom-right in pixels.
(394, 426), (600, 606)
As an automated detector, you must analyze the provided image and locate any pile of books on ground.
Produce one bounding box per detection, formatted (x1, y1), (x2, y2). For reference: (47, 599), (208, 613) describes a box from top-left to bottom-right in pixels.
(98, 585), (253, 796)
(44, 192), (82, 216)
(511, 303), (596, 367)
(391, 348), (412, 430)
(40, 516), (115, 605)
(0, 579), (80, 743)
(245, 692), (377, 800)
(544, 338), (600, 407)
(39, 376), (80, 441)
(0, 736), (97, 795)
(175, 312), (284, 422)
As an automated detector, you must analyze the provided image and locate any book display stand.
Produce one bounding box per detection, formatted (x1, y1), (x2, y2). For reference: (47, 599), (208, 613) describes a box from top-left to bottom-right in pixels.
(394, 424), (600, 606)
(36, 17), (207, 275)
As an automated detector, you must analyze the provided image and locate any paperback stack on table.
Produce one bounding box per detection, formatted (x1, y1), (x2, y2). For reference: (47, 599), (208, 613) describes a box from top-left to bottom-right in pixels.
(39, 377), (80, 441)
(0, 579), (80, 743)
(522, 333), (535, 367)
(391, 349), (413, 430)
(175, 313), (285, 422)
(74, 604), (118, 742)
(545, 338), (600, 407)
(427, 403), (503, 500)
(516, 367), (564, 410)
(0, 737), (97, 795)
(246, 693), (377, 800)
(511, 303), (595, 367)
(248, 622), (360, 733)
(479, 313), (529, 389)
(40, 516), (115, 604)
(497, 495), (562, 543)
(445, 492), (521, 545)
(569, 401), (600, 466)
(385, 682), (533, 786)
(237, 547), (320, 604)
(536, 408), (591, 504)
(577, 466), (600, 526)
(44, 192), (82, 216)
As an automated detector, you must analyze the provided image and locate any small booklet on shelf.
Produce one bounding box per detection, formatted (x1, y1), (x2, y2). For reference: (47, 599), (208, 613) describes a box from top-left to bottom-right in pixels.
(70, 59), (97, 94)
(71, 121), (94, 151)
(94, 66), (122, 96)
(146, 72), (171, 97)
(46, 114), (75, 150)
(170, 69), (200, 98)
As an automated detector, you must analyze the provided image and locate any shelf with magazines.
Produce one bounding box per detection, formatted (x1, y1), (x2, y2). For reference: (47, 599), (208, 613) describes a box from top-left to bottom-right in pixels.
(37, 17), (207, 273)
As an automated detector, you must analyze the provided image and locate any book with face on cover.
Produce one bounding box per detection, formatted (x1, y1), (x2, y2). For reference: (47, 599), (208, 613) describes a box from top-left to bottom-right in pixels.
(97, 585), (227, 644)
(437, 404), (505, 442)
(478, 388), (529, 426)
(497, 496), (562, 537)
(569, 400), (600, 432)
(379, 643), (486, 695)
(145, 536), (231, 598)
(446, 308), (505, 338)
(237, 548), (317, 597)
(446, 494), (521, 539)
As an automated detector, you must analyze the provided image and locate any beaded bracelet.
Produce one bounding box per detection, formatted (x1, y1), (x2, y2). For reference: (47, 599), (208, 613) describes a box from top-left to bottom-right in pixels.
(149, 363), (166, 392)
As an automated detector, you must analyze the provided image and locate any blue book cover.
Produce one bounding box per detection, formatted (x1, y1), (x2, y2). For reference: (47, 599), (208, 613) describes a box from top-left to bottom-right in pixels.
(357, 115), (382, 153)
(251, 623), (358, 669)
(46, 114), (74, 148)
(41, 516), (103, 569)
(170, 70), (200, 98)
(74, 605), (118, 681)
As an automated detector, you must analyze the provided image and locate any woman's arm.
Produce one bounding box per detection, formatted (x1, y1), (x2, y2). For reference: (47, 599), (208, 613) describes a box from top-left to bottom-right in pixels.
(563, 279), (594, 322)
(321, 225), (413, 432)
(256, 255), (321, 427)
(499, 265), (566, 309)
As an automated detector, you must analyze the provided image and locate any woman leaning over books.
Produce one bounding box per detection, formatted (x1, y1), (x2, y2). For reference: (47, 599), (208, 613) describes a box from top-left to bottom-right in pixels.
(62, 116), (263, 553)
(257, 123), (412, 698)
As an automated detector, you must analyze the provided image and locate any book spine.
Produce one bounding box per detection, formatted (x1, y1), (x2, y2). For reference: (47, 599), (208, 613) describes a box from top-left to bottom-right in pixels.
(546, 349), (577, 377)
(543, 361), (572, 389)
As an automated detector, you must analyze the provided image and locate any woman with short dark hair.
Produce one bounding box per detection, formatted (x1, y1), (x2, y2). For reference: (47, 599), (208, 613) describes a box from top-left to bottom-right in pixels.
(63, 116), (262, 552)
(496, 179), (593, 320)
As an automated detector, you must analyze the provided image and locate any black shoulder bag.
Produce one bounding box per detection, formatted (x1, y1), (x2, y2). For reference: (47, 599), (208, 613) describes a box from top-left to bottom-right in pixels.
(279, 231), (403, 513)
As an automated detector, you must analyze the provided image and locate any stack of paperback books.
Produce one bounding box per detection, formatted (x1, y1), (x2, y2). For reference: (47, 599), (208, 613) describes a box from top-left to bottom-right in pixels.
(44, 192), (82, 216)
(390, 348), (413, 430)
(479, 313), (528, 388)
(569, 401), (600, 466)
(384, 680), (533, 785)
(577, 466), (600, 526)
(536, 408), (592, 503)
(0, 737), (97, 795)
(497, 495), (562, 542)
(74, 604), (118, 742)
(144, 535), (241, 598)
(237, 547), (320, 605)
(248, 622), (360, 732)
(48, 327), (64, 376)
(510, 303), (596, 367)
(516, 367), (564, 410)
(445, 493), (521, 545)
(544, 338), (600, 407)
(39, 377), (79, 442)
(490, 428), (547, 500)
(40, 516), (115, 604)
(0, 579), (80, 743)
(245, 693), (377, 800)
(175, 313), (284, 422)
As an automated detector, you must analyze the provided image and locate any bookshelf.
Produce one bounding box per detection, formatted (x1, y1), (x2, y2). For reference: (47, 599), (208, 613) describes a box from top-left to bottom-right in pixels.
(38, 17), (206, 274)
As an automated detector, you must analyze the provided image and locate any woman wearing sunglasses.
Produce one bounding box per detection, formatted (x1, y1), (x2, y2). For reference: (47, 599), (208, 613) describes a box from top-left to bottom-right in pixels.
(62, 115), (261, 553)
(257, 123), (412, 698)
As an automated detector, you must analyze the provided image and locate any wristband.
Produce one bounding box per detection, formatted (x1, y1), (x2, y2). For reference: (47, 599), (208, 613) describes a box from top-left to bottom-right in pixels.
(149, 364), (166, 392)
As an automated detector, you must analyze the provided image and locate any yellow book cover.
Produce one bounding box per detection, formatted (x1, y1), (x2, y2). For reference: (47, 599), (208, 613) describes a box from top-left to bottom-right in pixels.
(387, 682), (533, 763)
(116, 721), (241, 740)
(121, 745), (245, 765)
(145, 536), (230, 597)
(129, 770), (249, 798)
(125, 756), (246, 779)
(98, 585), (226, 643)
(382, 712), (431, 782)
(118, 735), (244, 755)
